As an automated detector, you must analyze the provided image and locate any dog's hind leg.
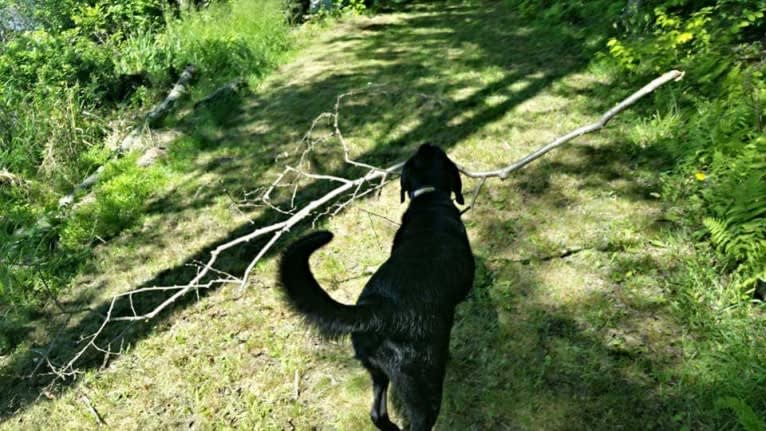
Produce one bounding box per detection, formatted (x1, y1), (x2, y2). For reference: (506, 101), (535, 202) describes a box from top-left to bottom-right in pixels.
(397, 373), (443, 431)
(366, 365), (400, 431)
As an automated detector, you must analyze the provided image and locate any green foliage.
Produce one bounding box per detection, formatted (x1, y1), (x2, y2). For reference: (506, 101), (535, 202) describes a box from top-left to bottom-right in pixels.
(298, 0), (370, 22)
(0, 1), (164, 191)
(340, 0), (369, 15)
(113, 0), (291, 94)
(0, 0), (293, 318)
(656, 66), (766, 295)
(716, 397), (766, 431)
(702, 137), (766, 291)
(600, 0), (766, 297)
(607, 2), (765, 79)
(607, 6), (717, 73)
(60, 155), (167, 249)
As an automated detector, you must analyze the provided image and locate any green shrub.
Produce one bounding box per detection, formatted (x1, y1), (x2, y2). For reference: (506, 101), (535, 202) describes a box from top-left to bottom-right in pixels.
(603, 0), (766, 297)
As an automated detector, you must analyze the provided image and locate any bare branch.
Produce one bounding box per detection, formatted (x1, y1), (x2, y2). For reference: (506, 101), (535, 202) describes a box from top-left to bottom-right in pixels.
(459, 70), (684, 179)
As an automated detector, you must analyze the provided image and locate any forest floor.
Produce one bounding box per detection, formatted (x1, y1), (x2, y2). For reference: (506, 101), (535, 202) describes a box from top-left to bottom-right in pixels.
(1, 1), (762, 430)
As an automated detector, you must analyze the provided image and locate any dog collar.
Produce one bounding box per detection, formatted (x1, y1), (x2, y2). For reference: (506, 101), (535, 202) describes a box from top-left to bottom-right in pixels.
(410, 186), (436, 199)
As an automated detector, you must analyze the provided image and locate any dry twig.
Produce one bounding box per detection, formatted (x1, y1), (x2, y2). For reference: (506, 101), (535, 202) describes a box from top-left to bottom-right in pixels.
(79, 391), (107, 427)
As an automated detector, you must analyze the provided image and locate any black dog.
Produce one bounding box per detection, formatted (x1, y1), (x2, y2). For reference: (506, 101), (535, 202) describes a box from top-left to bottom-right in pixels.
(278, 144), (474, 430)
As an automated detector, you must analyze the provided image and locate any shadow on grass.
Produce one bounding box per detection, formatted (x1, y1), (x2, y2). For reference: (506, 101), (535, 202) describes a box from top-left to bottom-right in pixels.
(456, 129), (765, 428)
(0, 0), (608, 423)
(444, 255), (763, 429)
(441, 255), (679, 430)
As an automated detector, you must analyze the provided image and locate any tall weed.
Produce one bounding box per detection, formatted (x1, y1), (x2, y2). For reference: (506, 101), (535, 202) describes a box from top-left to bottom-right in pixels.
(120, 0), (291, 83)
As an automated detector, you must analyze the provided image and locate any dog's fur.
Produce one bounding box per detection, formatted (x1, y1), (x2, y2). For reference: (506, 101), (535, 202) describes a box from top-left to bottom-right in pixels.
(278, 144), (474, 430)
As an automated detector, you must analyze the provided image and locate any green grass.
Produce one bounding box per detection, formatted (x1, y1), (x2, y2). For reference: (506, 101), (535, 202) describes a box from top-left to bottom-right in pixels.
(0, 0), (295, 342)
(1, 1), (765, 429)
(118, 0), (292, 90)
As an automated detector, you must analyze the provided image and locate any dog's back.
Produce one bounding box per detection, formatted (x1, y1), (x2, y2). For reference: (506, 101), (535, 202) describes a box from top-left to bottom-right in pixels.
(359, 191), (473, 317)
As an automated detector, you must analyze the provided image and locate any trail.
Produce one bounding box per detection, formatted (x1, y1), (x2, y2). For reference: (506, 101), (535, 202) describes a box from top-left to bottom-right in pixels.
(2, 2), (693, 429)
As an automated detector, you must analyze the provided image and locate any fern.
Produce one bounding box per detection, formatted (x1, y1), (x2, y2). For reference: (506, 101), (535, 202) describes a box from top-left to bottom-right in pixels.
(702, 134), (766, 294)
(715, 397), (766, 431)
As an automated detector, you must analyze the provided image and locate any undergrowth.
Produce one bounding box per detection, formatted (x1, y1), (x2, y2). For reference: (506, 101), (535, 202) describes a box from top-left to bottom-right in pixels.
(506, 0), (766, 426)
(0, 0), (293, 351)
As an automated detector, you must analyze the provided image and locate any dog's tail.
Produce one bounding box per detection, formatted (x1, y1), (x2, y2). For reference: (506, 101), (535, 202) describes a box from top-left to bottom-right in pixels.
(279, 231), (390, 338)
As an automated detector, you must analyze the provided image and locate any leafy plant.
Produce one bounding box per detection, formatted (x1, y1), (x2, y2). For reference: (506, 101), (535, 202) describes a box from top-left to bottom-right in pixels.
(702, 136), (766, 293)
(60, 154), (167, 249)
(716, 397), (766, 431)
(603, 0), (766, 299)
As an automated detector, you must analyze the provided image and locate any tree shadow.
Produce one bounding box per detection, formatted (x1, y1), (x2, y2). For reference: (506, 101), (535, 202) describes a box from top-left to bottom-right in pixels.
(439, 250), (755, 430)
(0, 0), (597, 422)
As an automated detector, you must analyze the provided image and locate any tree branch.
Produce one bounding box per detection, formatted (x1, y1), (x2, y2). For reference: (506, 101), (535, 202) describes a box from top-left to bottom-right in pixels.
(459, 70), (684, 179)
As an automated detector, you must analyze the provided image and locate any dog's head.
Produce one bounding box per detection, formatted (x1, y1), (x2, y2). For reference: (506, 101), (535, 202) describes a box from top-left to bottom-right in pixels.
(400, 144), (464, 205)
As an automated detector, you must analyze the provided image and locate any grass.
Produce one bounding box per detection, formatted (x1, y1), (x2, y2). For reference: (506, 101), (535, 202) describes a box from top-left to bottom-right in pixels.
(118, 0), (292, 90)
(1, 0), (765, 429)
(0, 0), (294, 303)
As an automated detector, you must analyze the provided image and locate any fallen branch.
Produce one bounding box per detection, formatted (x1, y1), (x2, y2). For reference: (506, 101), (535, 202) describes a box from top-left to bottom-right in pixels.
(59, 65), (197, 207)
(142, 65), (198, 128)
(194, 78), (247, 109)
(79, 391), (107, 427)
(458, 69), (684, 179)
(37, 70), (682, 382)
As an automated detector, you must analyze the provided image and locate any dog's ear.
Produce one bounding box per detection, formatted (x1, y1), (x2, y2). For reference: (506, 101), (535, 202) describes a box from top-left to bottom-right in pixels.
(448, 159), (464, 205)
